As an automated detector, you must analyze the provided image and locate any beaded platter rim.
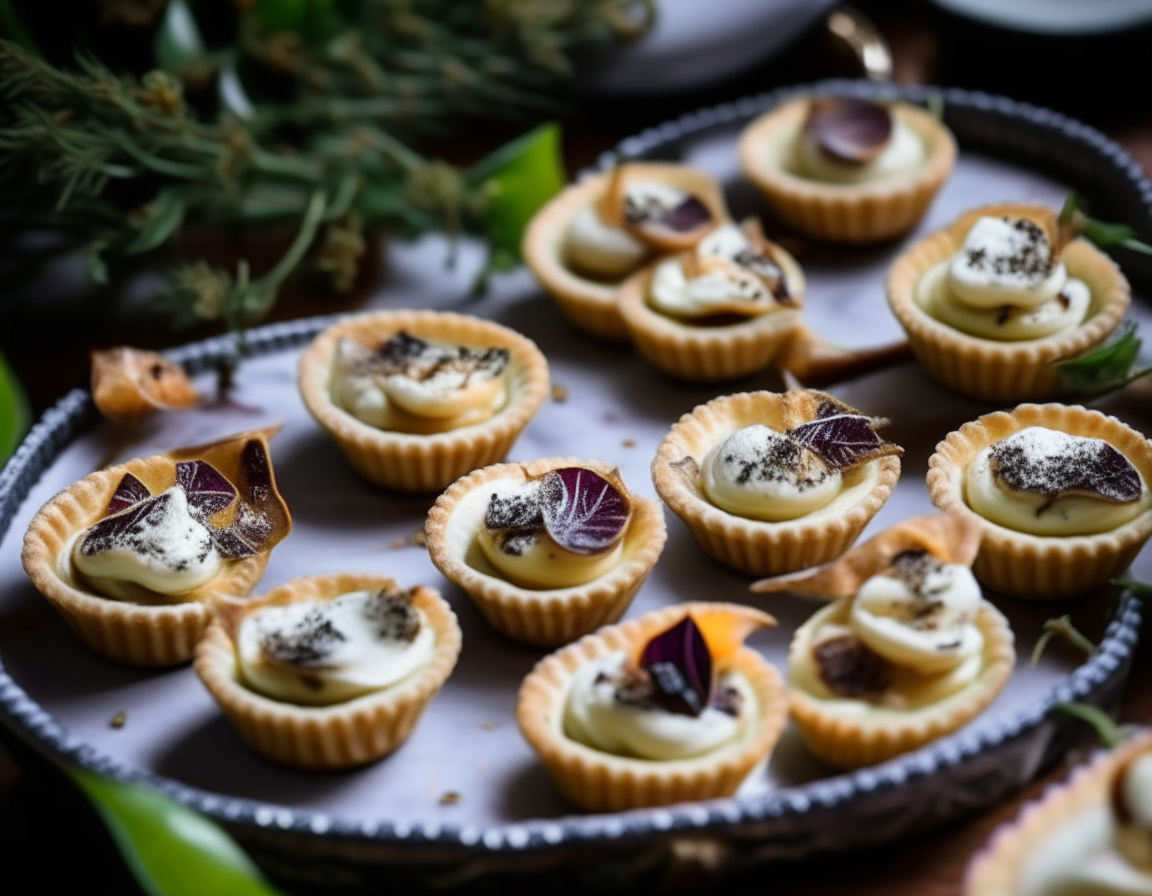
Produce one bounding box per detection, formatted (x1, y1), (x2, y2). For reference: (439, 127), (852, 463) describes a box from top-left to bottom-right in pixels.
(0, 79), (1149, 857)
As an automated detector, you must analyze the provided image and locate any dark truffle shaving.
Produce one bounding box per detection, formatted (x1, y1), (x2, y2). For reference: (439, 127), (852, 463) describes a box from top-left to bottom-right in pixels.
(364, 587), (421, 642)
(263, 614), (347, 666)
(360, 332), (509, 384)
(605, 665), (741, 717)
(990, 436), (1142, 510)
(79, 492), (215, 570)
(813, 634), (891, 701)
(732, 247), (792, 304)
(723, 436), (831, 491)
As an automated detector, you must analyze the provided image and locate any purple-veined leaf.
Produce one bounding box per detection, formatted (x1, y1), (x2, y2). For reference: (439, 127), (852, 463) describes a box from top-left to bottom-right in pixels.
(538, 467), (630, 555)
(640, 616), (712, 717)
(176, 460), (237, 517)
(207, 439), (288, 558)
(806, 98), (892, 165)
(80, 493), (170, 557)
(789, 413), (893, 470)
(106, 473), (151, 515)
(662, 196), (712, 233)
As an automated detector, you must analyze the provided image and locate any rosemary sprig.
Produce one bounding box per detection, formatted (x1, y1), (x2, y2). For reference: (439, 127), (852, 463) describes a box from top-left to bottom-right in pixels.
(1061, 192), (1152, 258)
(1031, 615), (1097, 666)
(1056, 320), (1152, 396)
(1052, 703), (1126, 749)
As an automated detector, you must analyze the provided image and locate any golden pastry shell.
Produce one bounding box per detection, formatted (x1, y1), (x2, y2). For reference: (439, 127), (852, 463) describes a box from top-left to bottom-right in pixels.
(965, 734), (1152, 895)
(522, 163), (728, 342)
(651, 390), (901, 576)
(195, 573), (461, 771)
(788, 598), (1015, 770)
(20, 428), (288, 666)
(425, 457), (667, 647)
(887, 202), (1131, 402)
(516, 602), (788, 811)
(298, 310), (550, 493)
(927, 403), (1152, 599)
(615, 239), (806, 381)
(738, 98), (956, 244)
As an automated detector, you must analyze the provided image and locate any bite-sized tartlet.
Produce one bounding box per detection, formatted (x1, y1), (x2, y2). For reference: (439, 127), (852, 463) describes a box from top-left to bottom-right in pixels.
(298, 311), (550, 492)
(617, 219), (806, 380)
(754, 514), (1015, 769)
(888, 203), (1131, 401)
(523, 162), (729, 340)
(425, 458), (666, 646)
(738, 96), (956, 243)
(517, 602), (788, 811)
(652, 390), (902, 576)
(21, 429), (291, 666)
(195, 573), (461, 770)
(928, 403), (1152, 599)
(90, 347), (200, 421)
(966, 733), (1152, 895)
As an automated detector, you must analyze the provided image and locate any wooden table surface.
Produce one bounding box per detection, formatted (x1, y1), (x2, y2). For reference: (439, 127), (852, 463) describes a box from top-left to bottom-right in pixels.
(4, 3), (1152, 893)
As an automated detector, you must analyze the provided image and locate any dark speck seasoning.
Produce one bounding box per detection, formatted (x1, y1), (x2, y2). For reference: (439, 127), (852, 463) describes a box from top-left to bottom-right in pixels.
(990, 428), (1142, 508)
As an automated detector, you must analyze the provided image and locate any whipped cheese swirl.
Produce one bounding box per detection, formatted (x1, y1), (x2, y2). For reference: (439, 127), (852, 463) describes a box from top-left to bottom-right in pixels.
(563, 651), (747, 761)
(565, 204), (648, 280)
(966, 427), (1147, 537)
(701, 424), (841, 521)
(647, 224), (793, 321)
(72, 486), (223, 599)
(332, 333), (509, 434)
(916, 216), (1091, 341)
(237, 588), (435, 706)
(850, 551), (984, 675)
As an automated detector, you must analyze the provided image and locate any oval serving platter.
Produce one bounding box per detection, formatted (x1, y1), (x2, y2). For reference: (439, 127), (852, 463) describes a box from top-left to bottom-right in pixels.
(2, 81), (1152, 890)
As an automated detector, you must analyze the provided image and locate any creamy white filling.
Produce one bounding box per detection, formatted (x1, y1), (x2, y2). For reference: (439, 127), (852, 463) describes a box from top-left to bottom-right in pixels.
(623, 180), (691, 221)
(916, 260), (1090, 341)
(648, 257), (773, 318)
(72, 486), (223, 598)
(332, 338), (507, 434)
(965, 428), (1147, 537)
(701, 424), (841, 522)
(475, 480), (623, 589)
(565, 205), (648, 280)
(1125, 755), (1152, 829)
(948, 216), (1067, 309)
(237, 589), (435, 706)
(1021, 807), (1152, 896)
(850, 563), (984, 674)
(563, 651), (748, 761)
(796, 118), (925, 184)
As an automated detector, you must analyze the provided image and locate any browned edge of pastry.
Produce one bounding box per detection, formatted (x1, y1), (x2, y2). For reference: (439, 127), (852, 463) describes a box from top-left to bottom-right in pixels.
(425, 457), (667, 646)
(298, 310), (550, 492)
(195, 573), (461, 771)
(516, 602), (788, 811)
(651, 390), (901, 576)
(927, 403), (1152, 598)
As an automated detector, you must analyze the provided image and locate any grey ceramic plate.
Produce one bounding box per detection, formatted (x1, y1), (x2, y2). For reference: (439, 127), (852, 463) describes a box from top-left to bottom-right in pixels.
(1, 81), (1151, 890)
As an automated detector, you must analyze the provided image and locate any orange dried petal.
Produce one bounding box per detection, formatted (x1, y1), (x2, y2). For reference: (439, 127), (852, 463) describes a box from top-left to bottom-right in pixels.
(90, 347), (200, 421)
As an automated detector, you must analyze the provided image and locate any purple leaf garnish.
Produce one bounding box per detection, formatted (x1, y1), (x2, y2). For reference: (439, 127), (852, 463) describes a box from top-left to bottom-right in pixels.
(80, 493), (170, 557)
(806, 98), (893, 165)
(205, 439), (287, 559)
(176, 460), (237, 517)
(662, 196), (713, 233)
(539, 467), (630, 555)
(106, 473), (151, 515)
(639, 616), (712, 717)
(788, 413), (889, 470)
(990, 435), (1142, 507)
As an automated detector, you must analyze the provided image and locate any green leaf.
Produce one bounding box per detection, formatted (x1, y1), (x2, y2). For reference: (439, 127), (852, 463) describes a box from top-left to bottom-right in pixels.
(1061, 192), (1152, 257)
(0, 0), (40, 54)
(252, 0), (336, 39)
(154, 0), (206, 74)
(0, 349), (30, 463)
(126, 190), (186, 255)
(1052, 702), (1126, 749)
(1057, 319), (1144, 394)
(70, 769), (284, 896)
(469, 122), (565, 261)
